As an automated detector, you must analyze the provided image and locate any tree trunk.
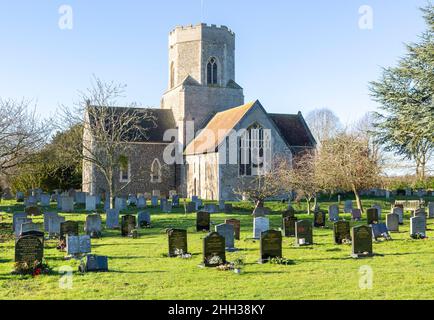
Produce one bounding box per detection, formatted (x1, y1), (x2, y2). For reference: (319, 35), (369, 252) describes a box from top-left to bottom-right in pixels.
(306, 198), (311, 215)
(352, 185), (363, 212)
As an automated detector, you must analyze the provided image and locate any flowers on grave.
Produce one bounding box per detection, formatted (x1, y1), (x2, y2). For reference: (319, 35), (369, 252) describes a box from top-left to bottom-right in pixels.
(13, 259), (53, 276)
(208, 255), (224, 266)
(174, 249), (192, 259)
(269, 257), (294, 266)
(411, 233), (427, 240)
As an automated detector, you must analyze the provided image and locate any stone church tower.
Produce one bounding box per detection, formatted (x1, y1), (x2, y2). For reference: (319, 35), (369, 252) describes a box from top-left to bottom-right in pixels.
(161, 23), (245, 147)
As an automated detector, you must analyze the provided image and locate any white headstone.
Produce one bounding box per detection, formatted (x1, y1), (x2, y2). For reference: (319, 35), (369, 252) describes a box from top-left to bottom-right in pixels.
(253, 217), (269, 239)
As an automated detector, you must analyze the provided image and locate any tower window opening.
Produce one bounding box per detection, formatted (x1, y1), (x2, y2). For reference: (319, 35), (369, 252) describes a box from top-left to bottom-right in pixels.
(207, 57), (218, 85)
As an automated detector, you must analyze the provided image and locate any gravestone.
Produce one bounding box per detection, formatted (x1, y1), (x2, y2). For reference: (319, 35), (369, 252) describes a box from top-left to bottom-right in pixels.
(392, 207), (404, 225)
(167, 229), (188, 257)
(314, 210), (326, 228)
(60, 221), (79, 241)
(253, 217), (269, 239)
(225, 219), (241, 240)
(152, 190), (161, 197)
(351, 225), (373, 258)
(372, 223), (391, 241)
(344, 200), (353, 213)
(194, 199), (203, 211)
(328, 205), (339, 222)
(162, 201), (172, 213)
(260, 230), (282, 263)
(115, 197), (127, 211)
(15, 217), (32, 238)
(60, 196), (74, 213)
(121, 215), (136, 237)
(215, 223), (235, 251)
(386, 213), (399, 232)
(204, 204), (218, 214)
(333, 220), (351, 244)
(137, 211), (151, 228)
(192, 196), (199, 203)
(352, 209), (362, 221)
(127, 195), (137, 207)
(48, 215), (65, 237)
(81, 255), (108, 272)
(106, 209), (120, 229)
(295, 220), (313, 246)
(85, 195), (97, 211)
(151, 196), (159, 207)
(410, 216), (426, 239)
(282, 216), (297, 237)
(25, 206), (41, 217)
(74, 192), (86, 205)
(137, 196), (146, 209)
(218, 200), (225, 211)
(15, 235), (43, 266)
(43, 212), (58, 232)
(84, 214), (102, 238)
(413, 208), (426, 218)
(283, 206), (296, 219)
(428, 202), (434, 219)
(16, 192), (25, 202)
(20, 222), (43, 236)
(25, 196), (37, 207)
(66, 235), (91, 256)
(367, 208), (379, 225)
(40, 194), (51, 207)
(172, 195), (180, 207)
(203, 232), (226, 267)
(13, 212), (28, 232)
(196, 211), (211, 232)
(160, 198), (168, 210)
(373, 204), (382, 220)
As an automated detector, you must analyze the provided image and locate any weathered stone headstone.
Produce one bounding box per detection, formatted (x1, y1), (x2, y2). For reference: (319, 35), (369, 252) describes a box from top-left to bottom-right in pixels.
(121, 215), (136, 237)
(44, 212), (58, 231)
(106, 209), (120, 229)
(413, 208), (426, 218)
(48, 215), (65, 237)
(352, 209), (362, 221)
(314, 210), (326, 228)
(328, 205), (339, 222)
(333, 220), (351, 244)
(392, 207), (404, 225)
(13, 212), (27, 232)
(283, 206), (296, 219)
(203, 232), (226, 267)
(162, 201), (172, 213)
(20, 222), (43, 236)
(428, 202), (434, 219)
(167, 229), (188, 257)
(25, 196), (37, 207)
(16, 192), (25, 202)
(15, 235), (43, 266)
(66, 235), (91, 256)
(410, 216), (426, 239)
(74, 192), (86, 205)
(204, 204), (218, 213)
(115, 197), (127, 211)
(344, 200), (353, 213)
(15, 217), (32, 238)
(253, 217), (269, 239)
(373, 204), (382, 220)
(186, 202), (196, 213)
(60, 221), (79, 241)
(60, 196), (74, 213)
(351, 225), (373, 258)
(151, 196), (159, 207)
(386, 213), (399, 232)
(127, 195), (137, 207)
(172, 195), (180, 207)
(367, 208), (379, 225)
(40, 194), (51, 207)
(218, 200), (225, 211)
(85, 195), (97, 211)
(196, 211), (211, 232)
(224, 204), (233, 213)
(372, 223), (391, 241)
(215, 223), (235, 251)
(137, 196), (146, 209)
(225, 219), (241, 240)
(282, 216), (297, 237)
(137, 211), (151, 228)
(260, 230), (282, 263)
(84, 214), (102, 238)
(295, 220), (313, 246)
(194, 199), (203, 211)
(160, 198), (168, 210)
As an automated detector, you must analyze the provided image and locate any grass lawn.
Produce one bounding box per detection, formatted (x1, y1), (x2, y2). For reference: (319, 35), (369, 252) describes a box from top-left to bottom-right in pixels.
(0, 197), (434, 300)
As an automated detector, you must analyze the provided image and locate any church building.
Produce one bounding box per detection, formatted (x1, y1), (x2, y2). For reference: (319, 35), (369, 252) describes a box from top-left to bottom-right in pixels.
(82, 23), (316, 201)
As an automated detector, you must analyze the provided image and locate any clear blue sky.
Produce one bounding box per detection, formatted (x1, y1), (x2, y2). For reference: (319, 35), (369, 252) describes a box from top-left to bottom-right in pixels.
(0, 0), (429, 124)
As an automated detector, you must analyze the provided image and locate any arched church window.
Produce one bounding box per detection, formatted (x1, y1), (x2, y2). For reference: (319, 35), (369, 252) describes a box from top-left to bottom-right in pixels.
(170, 62), (175, 89)
(239, 123), (271, 176)
(207, 57), (218, 85)
(150, 158), (162, 183)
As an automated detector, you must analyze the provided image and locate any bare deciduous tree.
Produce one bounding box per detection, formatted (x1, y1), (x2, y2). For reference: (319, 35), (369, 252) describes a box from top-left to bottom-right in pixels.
(58, 77), (156, 208)
(0, 98), (50, 176)
(306, 108), (341, 145)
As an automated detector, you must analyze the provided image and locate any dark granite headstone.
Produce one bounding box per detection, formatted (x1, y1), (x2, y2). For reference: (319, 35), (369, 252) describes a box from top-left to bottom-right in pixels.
(333, 220), (351, 244)
(167, 229), (188, 257)
(81, 255), (108, 272)
(121, 215), (136, 237)
(260, 230), (282, 263)
(314, 210), (326, 228)
(15, 235), (43, 266)
(203, 232), (226, 267)
(351, 209), (362, 221)
(282, 216), (297, 237)
(60, 221), (79, 241)
(283, 206), (296, 219)
(25, 206), (41, 217)
(295, 220), (313, 246)
(196, 211), (210, 232)
(351, 225), (373, 258)
(366, 208), (379, 225)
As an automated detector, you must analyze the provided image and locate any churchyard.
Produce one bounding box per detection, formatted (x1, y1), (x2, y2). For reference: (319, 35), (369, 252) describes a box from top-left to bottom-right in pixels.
(1, 194), (434, 300)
